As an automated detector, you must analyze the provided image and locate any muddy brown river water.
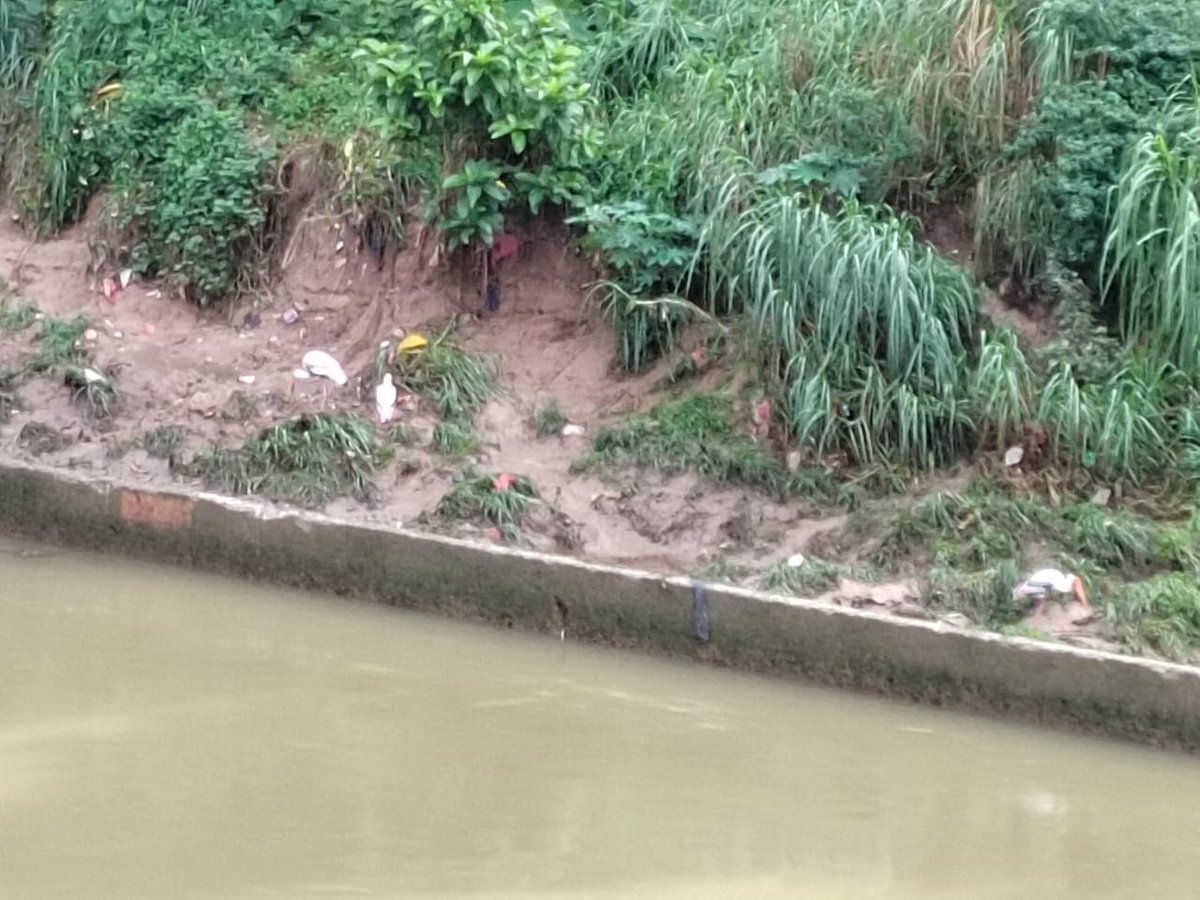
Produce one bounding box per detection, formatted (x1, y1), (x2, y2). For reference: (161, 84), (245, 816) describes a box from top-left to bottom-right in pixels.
(2, 543), (1200, 898)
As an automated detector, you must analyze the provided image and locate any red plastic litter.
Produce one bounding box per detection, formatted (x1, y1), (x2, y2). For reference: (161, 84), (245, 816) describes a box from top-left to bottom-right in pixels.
(493, 472), (514, 492)
(491, 233), (520, 265)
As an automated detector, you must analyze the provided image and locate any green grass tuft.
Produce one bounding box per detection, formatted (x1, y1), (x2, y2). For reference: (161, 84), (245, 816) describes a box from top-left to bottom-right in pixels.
(139, 424), (189, 459)
(697, 556), (753, 584)
(926, 561), (1024, 627)
(64, 368), (119, 420)
(437, 470), (538, 541)
(921, 564), (1027, 628)
(431, 419), (480, 458)
(392, 330), (498, 421)
(189, 413), (382, 507)
(530, 399), (568, 438)
(0, 299), (37, 332)
(876, 480), (1058, 569)
(27, 314), (88, 374)
(1106, 574), (1200, 661)
(578, 393), (782, 490)
(761, 556), (878, 596)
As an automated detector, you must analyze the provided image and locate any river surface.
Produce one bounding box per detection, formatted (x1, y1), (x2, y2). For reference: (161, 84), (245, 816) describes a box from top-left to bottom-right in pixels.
(3, 543), (1200, 898)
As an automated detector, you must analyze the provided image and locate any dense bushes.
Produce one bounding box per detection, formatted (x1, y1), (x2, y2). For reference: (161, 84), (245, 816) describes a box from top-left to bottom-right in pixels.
(5, 0), (1200, 484)
(978, 0), (1200, 282)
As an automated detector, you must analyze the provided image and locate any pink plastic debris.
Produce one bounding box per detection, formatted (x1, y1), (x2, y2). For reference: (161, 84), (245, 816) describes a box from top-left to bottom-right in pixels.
(491, 233), (520, 266)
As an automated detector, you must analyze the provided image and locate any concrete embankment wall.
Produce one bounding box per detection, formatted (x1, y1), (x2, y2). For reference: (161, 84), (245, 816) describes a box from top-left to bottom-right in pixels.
(3, 460), (1199, 751)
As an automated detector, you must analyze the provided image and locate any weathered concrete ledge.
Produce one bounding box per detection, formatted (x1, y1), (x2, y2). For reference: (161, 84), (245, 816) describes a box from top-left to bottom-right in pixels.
(2, 459), (1199, 751)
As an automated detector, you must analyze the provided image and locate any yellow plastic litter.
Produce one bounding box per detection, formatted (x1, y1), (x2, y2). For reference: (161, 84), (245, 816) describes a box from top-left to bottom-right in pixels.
(396, 334), (429, 354)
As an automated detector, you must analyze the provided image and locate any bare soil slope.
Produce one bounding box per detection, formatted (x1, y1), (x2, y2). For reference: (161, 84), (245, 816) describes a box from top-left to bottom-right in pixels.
(0, 210), (859, 584)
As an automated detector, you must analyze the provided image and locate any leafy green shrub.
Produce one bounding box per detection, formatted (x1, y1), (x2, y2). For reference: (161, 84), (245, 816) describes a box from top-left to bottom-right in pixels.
(17, 1), (291, 304)
(438, 160), (509, 251)
(755, 149), (876, 200)
(512, 164), (590, 215)
(123, 104), (275, 304)
(1034, 261), (1124, 384)
(978, 0), (1200, 281)
(354, 0), (598, 246)
(25, 0), (289, 232)
(569, 201), (700, 371)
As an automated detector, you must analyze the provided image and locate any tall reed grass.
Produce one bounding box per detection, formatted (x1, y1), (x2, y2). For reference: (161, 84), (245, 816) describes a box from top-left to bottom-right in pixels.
(698, 192), (978, 466)
(592, 0), (1047, 212)
(1103, 124), (1200, 370)
(0, 0), (45, 91)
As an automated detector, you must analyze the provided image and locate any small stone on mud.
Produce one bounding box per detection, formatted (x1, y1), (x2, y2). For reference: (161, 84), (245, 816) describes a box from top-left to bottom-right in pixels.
(281, 309), (299, 325)
(83, 329), (98, 342)
(1004, 446), (1024, 466)
(112, 331), (123, 338)
(238, 375), (256, 385)
(786, 450), (803, 472)
(1092, 487), (1112, 507)
(562, 424), (585, 437)
(787, 553), (806, 568)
